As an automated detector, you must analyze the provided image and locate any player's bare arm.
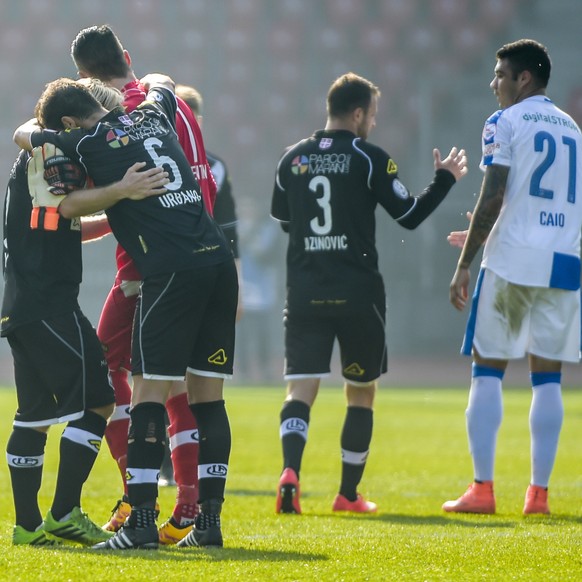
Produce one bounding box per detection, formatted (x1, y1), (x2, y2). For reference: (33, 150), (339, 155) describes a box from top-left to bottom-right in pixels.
(59, 163), (169, 219)
(13, 118), (39, 151)
(81, 214), (112, 243)
(449, 164), (508, 311)
(447, 211), (472, 248)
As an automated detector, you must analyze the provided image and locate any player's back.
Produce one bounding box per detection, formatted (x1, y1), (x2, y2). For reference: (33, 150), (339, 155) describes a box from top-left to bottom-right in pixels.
(273, 129), (384, 308)
(483, 96), (582, 289)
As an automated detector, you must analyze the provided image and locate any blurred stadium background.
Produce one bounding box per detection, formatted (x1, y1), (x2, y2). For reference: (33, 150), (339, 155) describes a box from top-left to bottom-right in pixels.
(0, 0), (580, 386)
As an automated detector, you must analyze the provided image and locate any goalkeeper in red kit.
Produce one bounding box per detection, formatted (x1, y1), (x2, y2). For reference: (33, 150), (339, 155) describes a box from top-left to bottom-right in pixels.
(70, 24), (219, 545)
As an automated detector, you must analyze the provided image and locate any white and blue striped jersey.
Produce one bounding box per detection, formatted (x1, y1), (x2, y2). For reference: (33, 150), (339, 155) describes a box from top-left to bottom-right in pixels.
(480, 95), (582, 290)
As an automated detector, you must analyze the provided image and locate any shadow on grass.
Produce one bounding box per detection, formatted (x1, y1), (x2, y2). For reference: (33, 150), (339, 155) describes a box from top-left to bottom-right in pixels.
(312, 511), (582, 528)
(227, 488), (312, 499)
(66, 544), (327, 563)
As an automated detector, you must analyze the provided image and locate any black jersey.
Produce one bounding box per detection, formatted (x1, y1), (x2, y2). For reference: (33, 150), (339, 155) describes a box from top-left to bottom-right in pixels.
(31, 87), (231, 278)
(271, 129), (456, 310)
(1, 151), (82, 336)
(208, 151), (239, 259)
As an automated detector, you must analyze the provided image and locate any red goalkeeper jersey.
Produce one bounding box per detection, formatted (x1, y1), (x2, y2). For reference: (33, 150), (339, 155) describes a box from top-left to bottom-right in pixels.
(115, 80), (217, 280)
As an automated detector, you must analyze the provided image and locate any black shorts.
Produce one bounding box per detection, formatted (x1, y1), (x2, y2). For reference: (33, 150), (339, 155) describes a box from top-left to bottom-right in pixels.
(7, 311), (114, 427)
(284, 299), (387, 384)
(132, 260), (238, 379)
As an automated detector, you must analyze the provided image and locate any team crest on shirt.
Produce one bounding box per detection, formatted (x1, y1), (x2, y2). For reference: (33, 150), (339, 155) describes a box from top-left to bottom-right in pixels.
(483, 122), (496, 142)
(118, 114), (133, 126)
(291, 155), (309, 175)
(392, 179), (408, 199)
(106, 128), (130, 148)
(319, 138), (333, 149)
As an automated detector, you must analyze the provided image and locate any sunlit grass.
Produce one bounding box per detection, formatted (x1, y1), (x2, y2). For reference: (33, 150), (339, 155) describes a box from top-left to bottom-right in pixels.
(0, 385), (581, 581)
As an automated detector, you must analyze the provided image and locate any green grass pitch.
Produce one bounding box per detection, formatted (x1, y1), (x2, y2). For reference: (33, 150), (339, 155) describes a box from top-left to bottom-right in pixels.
(0, 384), (581, 581)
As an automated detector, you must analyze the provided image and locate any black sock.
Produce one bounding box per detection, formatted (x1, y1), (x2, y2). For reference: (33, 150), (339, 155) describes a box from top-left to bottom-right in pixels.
(279, 400), (310, 476)
(126, 402), (167, 507)
(196, 499), (222, 530)
(189, 400), (230, 503)
(339, 407), (373, 501)
(51, 410), (106, 519)
(7, 427), (47, 531)
(128, 502), (157, 529)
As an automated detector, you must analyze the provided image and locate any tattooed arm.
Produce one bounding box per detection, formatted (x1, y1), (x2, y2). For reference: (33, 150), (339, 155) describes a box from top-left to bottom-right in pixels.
(449, 164), (508, 310)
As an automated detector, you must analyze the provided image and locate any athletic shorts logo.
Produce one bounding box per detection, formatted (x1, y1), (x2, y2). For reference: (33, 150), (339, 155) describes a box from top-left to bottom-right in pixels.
(291, 155), (309, 175)
(319, 138), (333, 149)
(343, 363), (365, 376)
(106, 128), (130, 148)
(208, 349), (228, 365)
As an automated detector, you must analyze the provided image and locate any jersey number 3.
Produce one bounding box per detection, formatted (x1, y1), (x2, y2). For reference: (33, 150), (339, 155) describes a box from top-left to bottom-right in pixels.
(309, 176), (332, 235)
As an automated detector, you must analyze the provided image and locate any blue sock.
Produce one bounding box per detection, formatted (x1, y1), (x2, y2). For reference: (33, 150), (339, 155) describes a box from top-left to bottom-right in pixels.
(529, 372), (563, 488)
(465, 365), (504, 482)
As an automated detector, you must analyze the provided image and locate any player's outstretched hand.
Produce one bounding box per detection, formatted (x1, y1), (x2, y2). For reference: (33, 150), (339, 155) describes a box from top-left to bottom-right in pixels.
(119, 162), (169, 200)
(434, 147), (468, 182)
(447, 211), (472, 248)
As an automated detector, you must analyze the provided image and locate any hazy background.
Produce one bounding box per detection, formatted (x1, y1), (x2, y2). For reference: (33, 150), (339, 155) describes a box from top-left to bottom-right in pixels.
(0, 0), (580, 387)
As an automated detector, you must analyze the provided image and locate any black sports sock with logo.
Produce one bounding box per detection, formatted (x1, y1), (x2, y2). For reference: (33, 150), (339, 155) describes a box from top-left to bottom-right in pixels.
(189, 400), (231, 504)
(339, 406), (373, 501)
(279, 400), (310, 476)
(7, 427), (47, 531)
(51, 410), (107, 519)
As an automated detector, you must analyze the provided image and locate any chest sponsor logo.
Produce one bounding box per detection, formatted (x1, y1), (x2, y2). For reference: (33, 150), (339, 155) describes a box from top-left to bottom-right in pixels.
(106, 128), (130, 148)
(291, 155), (309, 175)
(308, 153), (351, 174)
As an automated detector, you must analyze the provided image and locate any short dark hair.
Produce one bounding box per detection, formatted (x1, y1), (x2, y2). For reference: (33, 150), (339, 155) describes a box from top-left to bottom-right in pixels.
(327, 72), (380, 119)
(496, 39), (551, 88)
(71, 24), (130, 81)
(34, 78), (102, 131)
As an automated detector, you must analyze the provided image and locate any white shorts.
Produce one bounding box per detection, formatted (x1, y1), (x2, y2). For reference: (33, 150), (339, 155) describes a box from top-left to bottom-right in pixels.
(462, 268), (581, 363)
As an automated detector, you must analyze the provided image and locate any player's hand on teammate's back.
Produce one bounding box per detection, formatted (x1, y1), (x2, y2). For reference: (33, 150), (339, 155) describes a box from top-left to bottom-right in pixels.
(118, 162), (169, 200)
(434, 147), (468, 182)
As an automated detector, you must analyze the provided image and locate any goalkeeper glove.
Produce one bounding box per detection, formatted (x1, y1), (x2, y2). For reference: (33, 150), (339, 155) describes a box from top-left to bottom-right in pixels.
(26, 144), (86, 231)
